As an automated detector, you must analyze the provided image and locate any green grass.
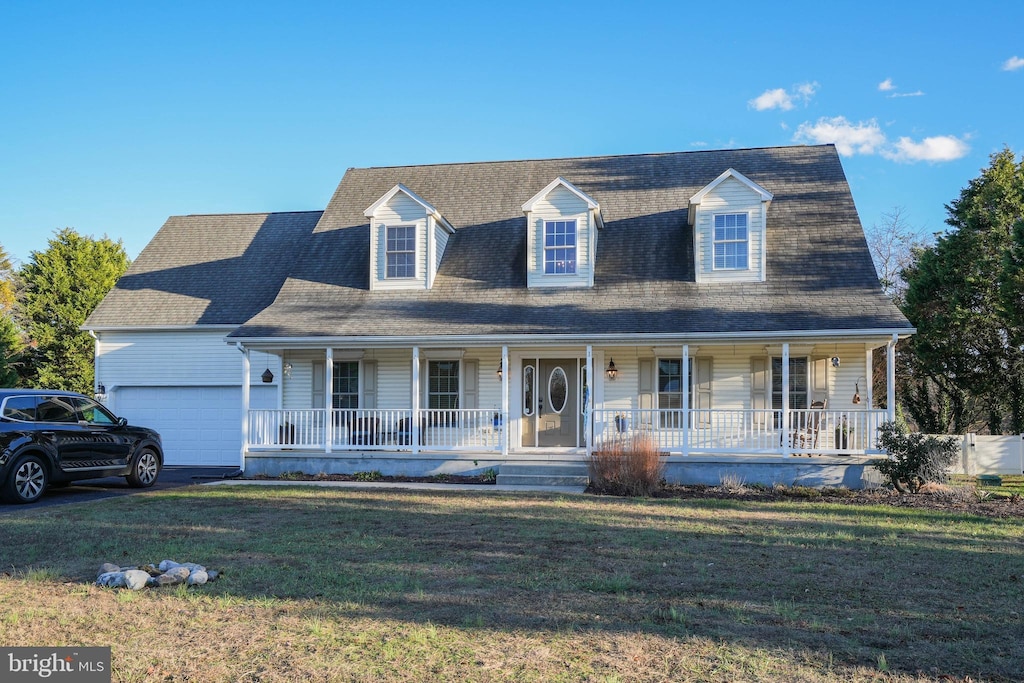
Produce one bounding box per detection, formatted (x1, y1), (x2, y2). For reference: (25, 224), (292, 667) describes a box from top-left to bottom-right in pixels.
(1, 485), (1022, 681)
(953, 474), (1024, 497)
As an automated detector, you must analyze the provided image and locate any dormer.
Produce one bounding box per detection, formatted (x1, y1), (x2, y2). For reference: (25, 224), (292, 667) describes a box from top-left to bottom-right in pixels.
(522, 177), (603, 288)
(364, 184), (455, 291)
(688, 168), (773, 283)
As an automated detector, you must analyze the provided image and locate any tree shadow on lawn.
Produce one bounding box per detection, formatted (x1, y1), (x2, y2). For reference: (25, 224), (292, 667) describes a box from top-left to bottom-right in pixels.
(5, 486), (1023, 680)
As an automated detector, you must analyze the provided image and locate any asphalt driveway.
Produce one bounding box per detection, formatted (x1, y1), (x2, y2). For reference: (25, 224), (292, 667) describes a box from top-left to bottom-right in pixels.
(0, 466), (240, 512)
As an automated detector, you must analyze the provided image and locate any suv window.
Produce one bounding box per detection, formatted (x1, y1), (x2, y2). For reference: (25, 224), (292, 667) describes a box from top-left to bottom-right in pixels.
(36, 396), (79, 423)
(2, 396), (39, 421)
(71, 397), (117, 425)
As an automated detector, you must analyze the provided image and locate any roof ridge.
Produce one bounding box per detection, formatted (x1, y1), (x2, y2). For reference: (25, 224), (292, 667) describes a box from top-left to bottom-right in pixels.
(179, 210), (325, 218)
(355, 144), (834, 172)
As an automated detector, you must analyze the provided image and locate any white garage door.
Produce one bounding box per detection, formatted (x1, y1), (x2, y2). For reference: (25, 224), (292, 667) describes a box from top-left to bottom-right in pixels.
(113, 386), (276, 466)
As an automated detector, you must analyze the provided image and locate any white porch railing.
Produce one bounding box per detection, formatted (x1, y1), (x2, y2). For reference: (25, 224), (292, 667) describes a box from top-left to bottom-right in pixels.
(593, 408), (888, 456)
(247, 408), (504, 452)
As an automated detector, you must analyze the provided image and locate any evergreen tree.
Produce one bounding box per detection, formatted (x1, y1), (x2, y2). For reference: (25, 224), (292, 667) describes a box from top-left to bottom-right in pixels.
(19, 229), (129, 393)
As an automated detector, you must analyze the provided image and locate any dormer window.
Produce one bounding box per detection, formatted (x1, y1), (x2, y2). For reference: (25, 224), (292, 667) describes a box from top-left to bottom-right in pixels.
(689, 169), (772, 283)
(713, 213), (749, 270)
(364, 184), (454, 291)
(386, 225), (416, 278)
(544, 220), (577, 274)
(522, 177), (602, 288)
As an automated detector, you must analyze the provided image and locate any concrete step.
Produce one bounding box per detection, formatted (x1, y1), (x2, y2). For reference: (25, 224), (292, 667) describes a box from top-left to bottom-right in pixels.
(496, 463), (589, 488)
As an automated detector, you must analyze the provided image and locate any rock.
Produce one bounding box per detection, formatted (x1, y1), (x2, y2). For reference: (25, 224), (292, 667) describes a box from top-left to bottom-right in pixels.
(124, 570), (150, 591)
(206, 570), (220, 582)
(153, 573), (182, 587)
(167, 566), (190, 580)
(96, 571), (126, 588)
(158, 560), (180, 572)
(140, 564), (162, 576)
(186, 570), (208, 586)
(180, 562), (207, 572)
(98, 563), (120, 577)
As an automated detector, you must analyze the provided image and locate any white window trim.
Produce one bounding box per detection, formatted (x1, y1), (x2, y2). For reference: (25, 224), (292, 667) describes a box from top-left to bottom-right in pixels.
(385, 224), (417, 279)
(426, 358), (461, 410)
(543, 219), (578, 276)
(711, 212), (750, 271)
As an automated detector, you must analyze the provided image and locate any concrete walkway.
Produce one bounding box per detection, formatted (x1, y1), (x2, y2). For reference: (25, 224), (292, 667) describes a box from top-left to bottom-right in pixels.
(204, 479), (587, 494)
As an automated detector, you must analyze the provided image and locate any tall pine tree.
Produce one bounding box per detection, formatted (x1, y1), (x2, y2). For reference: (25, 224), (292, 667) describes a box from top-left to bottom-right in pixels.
(19, 229), (129, 393)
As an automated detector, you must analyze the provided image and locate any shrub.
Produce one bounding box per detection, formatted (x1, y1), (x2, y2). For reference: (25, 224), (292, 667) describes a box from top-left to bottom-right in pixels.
(874, 420), (959, 493)
(588, 432), (665, 497)
(353, 470), (383, 482)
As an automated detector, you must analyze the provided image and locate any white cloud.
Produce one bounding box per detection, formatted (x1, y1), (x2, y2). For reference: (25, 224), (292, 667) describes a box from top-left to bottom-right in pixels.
(748, 82), (818, 111)
(881, 135), (970, 163)
(889, 90), (925, 98)
(749, 88), (793, 111)
(793, 116), (886, 156)
(878, 78), (896, 91)
(1003, 56), (1024, 71)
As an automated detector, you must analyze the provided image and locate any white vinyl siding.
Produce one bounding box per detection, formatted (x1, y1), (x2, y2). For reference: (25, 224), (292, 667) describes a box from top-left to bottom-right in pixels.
(434, 223), (449, 273)
(526, 185), (592, 288)
(695, 177), (765, 282)
(94, 329), (279, 388)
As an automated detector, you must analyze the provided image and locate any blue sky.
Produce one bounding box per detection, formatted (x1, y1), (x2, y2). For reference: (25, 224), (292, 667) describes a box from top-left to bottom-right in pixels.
(1, 1), (1021, 266)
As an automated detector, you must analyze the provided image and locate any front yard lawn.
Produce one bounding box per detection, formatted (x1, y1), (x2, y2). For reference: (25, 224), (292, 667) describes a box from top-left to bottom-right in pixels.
(2, 485), (1022, 681)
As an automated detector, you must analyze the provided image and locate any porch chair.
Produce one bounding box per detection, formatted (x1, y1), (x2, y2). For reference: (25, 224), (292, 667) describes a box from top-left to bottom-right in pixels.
(349, 417), (380, 445)
(790, 400), (827, 454)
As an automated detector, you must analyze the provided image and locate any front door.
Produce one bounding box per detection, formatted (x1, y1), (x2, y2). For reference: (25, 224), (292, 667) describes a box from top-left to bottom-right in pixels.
(537, 359), (577, 447)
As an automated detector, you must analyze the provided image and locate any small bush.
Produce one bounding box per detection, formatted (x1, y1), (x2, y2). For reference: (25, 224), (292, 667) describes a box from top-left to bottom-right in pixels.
(874, 420), (959, 493)
(480, 468), (497, 483)
(353, 470), (383, 482)
(588, 432), (665, 497)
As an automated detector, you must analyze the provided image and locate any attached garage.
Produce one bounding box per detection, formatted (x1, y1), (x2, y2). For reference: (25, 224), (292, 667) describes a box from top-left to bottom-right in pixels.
(112, 386), (276, 466)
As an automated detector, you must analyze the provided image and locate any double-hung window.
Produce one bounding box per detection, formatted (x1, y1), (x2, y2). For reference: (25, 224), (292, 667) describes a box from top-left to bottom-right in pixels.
(332, 361), (359, 409)
(713, 213), (749, 270)
(386, 225), (416, 278)
(543, 220), (577, 275)
(658, 358), (695, 428)
(428, 360), (460, 410)
(771, 357), (808, 411)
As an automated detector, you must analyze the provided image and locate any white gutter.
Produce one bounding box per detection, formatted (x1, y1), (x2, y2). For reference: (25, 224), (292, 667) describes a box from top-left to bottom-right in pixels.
(226, 327), (916, 350)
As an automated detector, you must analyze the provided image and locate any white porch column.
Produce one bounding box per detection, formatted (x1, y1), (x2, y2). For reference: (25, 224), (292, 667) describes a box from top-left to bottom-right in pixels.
(866, 347), (874, 409)
(501, 345), (509, 457)
(585, 345), (593, 457)
(781, 343), (791, 457)
(239, 345), (250, 472)
(887, 334), (897, 422)
(412, 346), (420, 455)
(681, 344), (690, 458)
(325, 348), (334, 453)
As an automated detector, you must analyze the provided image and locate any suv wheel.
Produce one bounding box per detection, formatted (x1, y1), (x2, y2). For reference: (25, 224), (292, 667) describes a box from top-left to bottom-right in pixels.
(3, 454), (48, 504)
(126, 449), (160, 488)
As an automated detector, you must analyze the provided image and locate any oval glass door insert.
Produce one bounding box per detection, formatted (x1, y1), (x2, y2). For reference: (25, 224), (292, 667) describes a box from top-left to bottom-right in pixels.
(523, 365), (535, 416)
(548, 367), (568, 413)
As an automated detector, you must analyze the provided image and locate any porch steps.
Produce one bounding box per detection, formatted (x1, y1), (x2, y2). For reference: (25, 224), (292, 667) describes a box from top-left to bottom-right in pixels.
(496, 463), (590, 489)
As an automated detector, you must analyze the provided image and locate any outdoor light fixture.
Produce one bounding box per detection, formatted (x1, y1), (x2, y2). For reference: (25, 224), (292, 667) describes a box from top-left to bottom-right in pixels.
(96, 384), (106, 395)
(496, 362), (503, 380)
(283, 362), (293, 378)
(605, 358), (618, 380)
(262, 368), (274, 383)
(831, 356), (841, 368)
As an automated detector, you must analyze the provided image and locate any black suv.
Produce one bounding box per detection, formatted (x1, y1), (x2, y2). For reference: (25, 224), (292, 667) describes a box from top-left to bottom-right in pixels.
(0, 389), (163, 504)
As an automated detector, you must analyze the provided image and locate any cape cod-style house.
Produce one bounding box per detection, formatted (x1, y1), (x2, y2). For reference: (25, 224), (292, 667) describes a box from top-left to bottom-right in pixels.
(85, 145), (914, 487)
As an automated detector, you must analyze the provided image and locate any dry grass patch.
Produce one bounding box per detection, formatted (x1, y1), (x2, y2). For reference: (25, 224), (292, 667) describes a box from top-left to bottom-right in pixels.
(1, 485), (1022, 681)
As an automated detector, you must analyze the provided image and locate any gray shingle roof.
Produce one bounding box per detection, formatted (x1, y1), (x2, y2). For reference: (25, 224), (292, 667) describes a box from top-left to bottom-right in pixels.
(229, 145), (911, 339)
(86, 211), (323, 327)
(88, 145), (912, 339)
